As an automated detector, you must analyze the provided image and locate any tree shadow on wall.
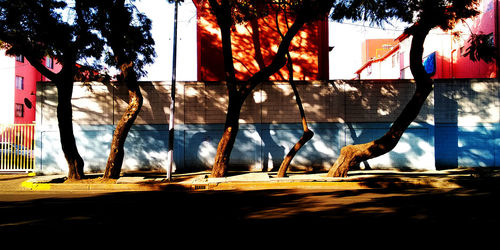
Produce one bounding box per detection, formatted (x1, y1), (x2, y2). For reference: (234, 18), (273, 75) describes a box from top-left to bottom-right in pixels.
(434, 79), (499, 169)
(259, 123), (286, 172)
(332, 80), (434, 171)
(335, 78), (499, 171)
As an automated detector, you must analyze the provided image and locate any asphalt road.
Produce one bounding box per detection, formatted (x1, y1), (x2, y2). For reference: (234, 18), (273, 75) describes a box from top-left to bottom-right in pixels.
(1, 174), (499, 247)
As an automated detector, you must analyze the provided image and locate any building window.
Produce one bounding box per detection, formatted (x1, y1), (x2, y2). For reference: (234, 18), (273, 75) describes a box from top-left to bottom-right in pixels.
(15, 55), (24, 62)
(15, 103), (24, 117)
(45, 56), (53, 69)
(15, 76), (24, 90)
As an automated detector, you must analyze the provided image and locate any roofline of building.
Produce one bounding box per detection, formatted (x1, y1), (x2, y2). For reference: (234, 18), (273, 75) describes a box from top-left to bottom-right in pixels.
(354, 43), (400, 75)
(354, 26), (413, 77)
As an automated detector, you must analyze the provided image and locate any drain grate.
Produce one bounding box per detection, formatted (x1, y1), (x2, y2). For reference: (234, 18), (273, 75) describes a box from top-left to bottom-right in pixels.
(194, 184), (207, 190)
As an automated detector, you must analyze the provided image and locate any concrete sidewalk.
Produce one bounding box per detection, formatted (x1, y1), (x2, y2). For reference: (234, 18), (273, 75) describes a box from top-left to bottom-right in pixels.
(13, 168), (500, 192)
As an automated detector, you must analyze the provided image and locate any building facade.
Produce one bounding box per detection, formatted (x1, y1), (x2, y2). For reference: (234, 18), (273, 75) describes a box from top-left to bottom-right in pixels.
(0, 50), (61, 124)
(194, 0), (330, 81)
(355, 0), (499, 80)
(361, 39), (399, 65)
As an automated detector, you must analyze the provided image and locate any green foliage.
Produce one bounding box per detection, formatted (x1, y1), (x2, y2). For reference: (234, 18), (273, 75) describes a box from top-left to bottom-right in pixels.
(414, 0), (480, 31)
(331, 0), (480, 31)
(0, 0), (75, 63)
(206, 0), (335, 26)
(330, 0), (414, 25)
(0, 0), (155, 80)
(93, 0), (156, 78)
(0, 0), (113, 83)
(205, 0), (481, 43)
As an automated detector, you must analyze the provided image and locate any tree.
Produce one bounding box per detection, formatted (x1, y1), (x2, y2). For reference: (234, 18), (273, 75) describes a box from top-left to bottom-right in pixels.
(207, 0), (335, 177)
(0, 0), (107, 180)
(274, 0), (314, 178)
(327, 0), (482, 177)
(93, 0), (156, 179)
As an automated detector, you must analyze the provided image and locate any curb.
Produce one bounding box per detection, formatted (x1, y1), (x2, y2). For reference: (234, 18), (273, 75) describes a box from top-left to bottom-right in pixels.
(192, 181), (369, 191)
(20, 173), (466, 192)
(21, 180), (172, 191)
(20, 179), (371, 191)
(19, 175), (166, 191)
(21, 169), (496, 192)
(190, 177), (462, 191)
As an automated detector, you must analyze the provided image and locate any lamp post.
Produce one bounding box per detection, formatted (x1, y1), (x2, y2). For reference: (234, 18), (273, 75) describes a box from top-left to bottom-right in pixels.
(495, 0), (499, 78)
(166, 0), (178, 181)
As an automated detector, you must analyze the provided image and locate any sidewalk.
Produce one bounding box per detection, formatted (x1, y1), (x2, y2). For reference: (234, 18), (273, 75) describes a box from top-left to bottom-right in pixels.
(14, 168), (500, 192)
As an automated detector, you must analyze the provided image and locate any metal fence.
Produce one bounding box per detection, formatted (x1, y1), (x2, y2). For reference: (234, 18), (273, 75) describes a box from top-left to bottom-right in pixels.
(0, 124), (35, 172)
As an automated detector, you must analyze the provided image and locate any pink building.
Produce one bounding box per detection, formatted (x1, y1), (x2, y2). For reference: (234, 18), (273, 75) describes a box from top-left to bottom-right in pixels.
(355, 0), (499, 80)
(0, 51), (61, 124)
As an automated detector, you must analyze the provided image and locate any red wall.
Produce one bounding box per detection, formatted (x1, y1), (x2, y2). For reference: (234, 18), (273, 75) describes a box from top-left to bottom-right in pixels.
(14, 57), (62, 124)
(436, 0), (498, 79)
(14, 58), (40, 124)
(195, 1), (329, 81)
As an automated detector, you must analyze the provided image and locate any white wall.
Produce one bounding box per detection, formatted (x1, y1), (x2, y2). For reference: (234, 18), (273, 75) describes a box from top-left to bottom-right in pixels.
(0, 50), (15, 124)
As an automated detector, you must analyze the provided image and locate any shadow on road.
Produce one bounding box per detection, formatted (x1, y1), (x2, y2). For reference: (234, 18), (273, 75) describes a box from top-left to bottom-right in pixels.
(1, 178), (500, 245)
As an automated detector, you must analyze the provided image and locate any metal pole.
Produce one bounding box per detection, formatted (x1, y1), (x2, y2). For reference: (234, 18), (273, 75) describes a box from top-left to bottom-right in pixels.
(495, 0), (500, 78)
(167, 1), (178, 181)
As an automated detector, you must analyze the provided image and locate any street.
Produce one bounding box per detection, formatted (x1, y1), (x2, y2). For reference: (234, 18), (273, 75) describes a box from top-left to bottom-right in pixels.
(1, 173), (500, 247)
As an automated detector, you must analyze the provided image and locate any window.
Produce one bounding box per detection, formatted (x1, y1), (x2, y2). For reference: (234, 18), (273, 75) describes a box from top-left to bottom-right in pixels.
(15, 55), (24, 62)
(45, 56), (53, 69)
(15, 76), (24, 90)
(15, 103), (24, 117)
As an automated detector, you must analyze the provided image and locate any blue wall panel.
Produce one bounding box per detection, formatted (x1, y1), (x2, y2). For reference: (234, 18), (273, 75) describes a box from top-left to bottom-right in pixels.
(182, 123), (343, 172)
(457, 125), (498, 167)
(261, 123), (344, 171)
(343, 123), (435, 170)
(435, 124), (500, 168)
(37, 122), (467, 174)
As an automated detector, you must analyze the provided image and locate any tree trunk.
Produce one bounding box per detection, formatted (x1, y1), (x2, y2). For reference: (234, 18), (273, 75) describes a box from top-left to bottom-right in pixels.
(103, 64), (142, 179)
(22, 54), (84, 179)
(207, 0), (309, 177)
(276, 54), (313, 177)
(56, 80), (85, 180)
(276, 121), (313, 177)
(327, 25), (433, 177)
(211, 98), (242, 177)
(208, 0), (240, 178)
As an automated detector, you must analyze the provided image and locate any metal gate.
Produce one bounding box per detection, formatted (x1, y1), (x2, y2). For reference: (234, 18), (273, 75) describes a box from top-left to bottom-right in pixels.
(0, 124), (35, 172)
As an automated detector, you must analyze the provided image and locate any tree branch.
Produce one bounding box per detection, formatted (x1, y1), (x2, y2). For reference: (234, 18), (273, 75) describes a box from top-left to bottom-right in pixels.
(241, 14), (307, 99)
(208, 0), (238, 95)
(24, 53), (59, 81)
